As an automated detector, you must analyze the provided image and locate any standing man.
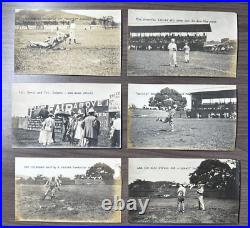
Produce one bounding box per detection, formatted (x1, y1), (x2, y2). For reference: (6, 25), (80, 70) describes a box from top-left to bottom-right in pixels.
(62, 116), (69, 142)
(177, 183), (186, 213)
(110, 112), (121, 148)
(183, 42), (190, 63)
(156, 104), (178, 132)
(197, 182), (205, 211)
(81, 108), (99, 147)
(69, 19), (77, 45)
(168, 38), (178, 67)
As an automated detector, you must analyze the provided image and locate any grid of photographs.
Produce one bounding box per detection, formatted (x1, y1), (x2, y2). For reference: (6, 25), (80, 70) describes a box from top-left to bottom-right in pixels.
(5, 5), (244, 225)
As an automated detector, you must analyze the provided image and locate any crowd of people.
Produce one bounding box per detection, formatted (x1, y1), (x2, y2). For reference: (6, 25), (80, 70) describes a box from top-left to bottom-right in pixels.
(38, 108), (121, 148)
(128, 34), (206, 51)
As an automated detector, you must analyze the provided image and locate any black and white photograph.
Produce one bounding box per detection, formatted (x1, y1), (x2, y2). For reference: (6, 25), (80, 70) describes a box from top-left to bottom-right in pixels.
(128, 158), (240, 224)
(15, 157), (121, 223)
(15, 9), (121, 76)
(12, 83), (121, 148)
(128, 84), (237, 150)
(128, 10), (237, 77)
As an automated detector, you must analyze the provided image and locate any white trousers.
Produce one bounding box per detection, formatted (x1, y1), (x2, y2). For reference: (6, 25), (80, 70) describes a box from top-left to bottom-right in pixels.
(185, 53), (190, 62)
(169, 51), (177, 66)
(198, 195), (205, 210)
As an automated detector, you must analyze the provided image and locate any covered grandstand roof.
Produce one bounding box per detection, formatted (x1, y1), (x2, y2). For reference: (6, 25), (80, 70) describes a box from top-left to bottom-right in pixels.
(190, 90), (236, 99)
(128, 24), (212, 33)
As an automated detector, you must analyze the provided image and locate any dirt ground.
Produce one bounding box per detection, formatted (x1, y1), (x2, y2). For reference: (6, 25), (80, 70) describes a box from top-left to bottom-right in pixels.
(12, 128), (112, 148)
(128, 196), (239, 224)
(128, 109), (236, 150)
(15, 27), (121, 76)
(15, 184), (121, 223)
(127, 50), (236, 77)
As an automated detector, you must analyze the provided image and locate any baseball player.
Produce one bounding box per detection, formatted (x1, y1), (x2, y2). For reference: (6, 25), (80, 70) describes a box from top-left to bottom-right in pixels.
(156, 104), (178, 132)
(183, 42), (190, 63)
(42, 177), (59, 200)
(168, 38), (178, 67)
(177, 183), (186, 213)
(69, 20), (77, 44)
(197, 182), (205, 211)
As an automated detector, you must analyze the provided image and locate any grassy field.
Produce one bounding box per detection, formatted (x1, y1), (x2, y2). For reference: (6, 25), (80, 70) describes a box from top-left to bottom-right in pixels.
(128, 195), (239, 224)
(13, 128), (111, 148)
(128, 109), (236, 150)
(15, 27), (121, 76)
(128, 50), (236, 77)
(15, 184), (121, 223)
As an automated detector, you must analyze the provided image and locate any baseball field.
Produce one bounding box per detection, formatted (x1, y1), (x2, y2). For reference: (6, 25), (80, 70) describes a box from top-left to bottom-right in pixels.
(127, 50), (236, 77)
(128, 109), (236, 150)
(15, 27), (121, 76)
(128, 195), (239, 224)
(15, 184), (121, 223)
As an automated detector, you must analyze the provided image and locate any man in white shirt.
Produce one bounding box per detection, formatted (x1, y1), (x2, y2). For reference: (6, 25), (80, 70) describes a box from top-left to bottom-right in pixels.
(183, 42), (190, 63)
(168, 38), (178, 67)
(110, 112), (121, 148)
(197, 182), (205, 211)
(177, 183), (186, 213)
(69, 20), (77, 44)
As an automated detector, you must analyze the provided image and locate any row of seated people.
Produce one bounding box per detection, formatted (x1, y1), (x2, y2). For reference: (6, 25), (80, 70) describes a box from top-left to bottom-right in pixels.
(128, 35), (206, 51)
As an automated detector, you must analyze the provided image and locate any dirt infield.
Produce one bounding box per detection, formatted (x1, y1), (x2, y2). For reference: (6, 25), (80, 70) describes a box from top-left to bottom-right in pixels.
(15, 184), (120, 222)
(128, 50), (236, 77)
(128, 109), (236, 150)
(128, 196), (239, 224)
(15, 27), (121, 76)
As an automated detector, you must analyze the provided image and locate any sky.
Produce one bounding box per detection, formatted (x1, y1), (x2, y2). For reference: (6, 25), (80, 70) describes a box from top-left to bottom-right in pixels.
(128, 10), (237, 41)
(12, 83), (121, 117)
(128, 84), (236, 109)
(16, 157), (121, 179)
(129, 158), (232, 184)
(15, 9), (121, 23)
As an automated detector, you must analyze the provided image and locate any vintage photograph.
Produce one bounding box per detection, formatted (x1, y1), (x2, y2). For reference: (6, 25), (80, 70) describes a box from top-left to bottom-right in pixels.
(128, 10), (237, 77)
(128, 84), (237, 150)
(12, 83), (121, 148)
(15, 157), (121, 223)
(128, 158), (240, 224)
(15, 9), (121, 76)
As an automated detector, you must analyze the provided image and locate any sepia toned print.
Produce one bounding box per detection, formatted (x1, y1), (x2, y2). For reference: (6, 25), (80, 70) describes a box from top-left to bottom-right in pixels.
(128, 10), (237, 77)
(128, 158), (240, 224)
(128, 84), (237, 150)
(12, 83), (121, 148)
(15, 158), (121, 223)
(15, 9), (121, 76)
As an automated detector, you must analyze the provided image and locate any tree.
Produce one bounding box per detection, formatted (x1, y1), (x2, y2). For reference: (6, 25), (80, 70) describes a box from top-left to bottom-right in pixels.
(86, 163), (114, 183)
(148, 87), (187, 110)
(189, 160), (238, 196)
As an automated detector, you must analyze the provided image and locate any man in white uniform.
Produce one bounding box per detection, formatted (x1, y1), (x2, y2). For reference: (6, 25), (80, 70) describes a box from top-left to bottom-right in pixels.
(183, 42), (190, 63)
(168, 38), (178, 67)
(197, 182), (205, 211)
(69, 20), (76, 44)
(177, 183), (186, 213)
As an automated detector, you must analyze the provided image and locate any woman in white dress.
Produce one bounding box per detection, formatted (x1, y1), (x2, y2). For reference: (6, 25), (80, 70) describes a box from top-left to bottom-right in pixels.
(74, 115), (85, 146)
(38, 113), (55, 146)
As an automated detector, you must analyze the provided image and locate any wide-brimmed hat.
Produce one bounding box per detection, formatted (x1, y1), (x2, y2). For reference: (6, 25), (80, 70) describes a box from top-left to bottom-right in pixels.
(88, 107), (95, 113)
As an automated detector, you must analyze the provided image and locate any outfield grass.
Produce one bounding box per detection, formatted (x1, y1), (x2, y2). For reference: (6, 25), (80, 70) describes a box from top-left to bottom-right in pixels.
(15, 184), (121, 223)
(128, 109), (236, 150)
(128, 50), (236, 77)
